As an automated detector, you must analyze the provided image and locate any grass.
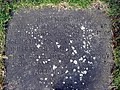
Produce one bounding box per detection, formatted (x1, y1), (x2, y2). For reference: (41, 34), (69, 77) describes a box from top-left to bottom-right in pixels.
(101, 0), (120, 90)
(0, 0), (120, 90)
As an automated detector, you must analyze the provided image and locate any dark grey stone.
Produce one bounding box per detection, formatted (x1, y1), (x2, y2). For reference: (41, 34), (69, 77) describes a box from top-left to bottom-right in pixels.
(5, 7), (113, 90)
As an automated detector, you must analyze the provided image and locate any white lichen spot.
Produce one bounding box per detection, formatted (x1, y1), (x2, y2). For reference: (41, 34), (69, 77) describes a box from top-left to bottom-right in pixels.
(71, 46), (75, 50)
(73, 60), (78, 64)
(66, 48), (68, 51)
(34, 29), (37, 31)
(92, 33), (95, 36)
(86, 68), (88, 70)
(38, 56), (41, 59)
(83, 59), (86, 62)
(82, 83), (85, 85)
(56, 42), (59, 45)
(34, 37), (36, 39)
(88, 61), (93, 64)
(48, 59), (51, 61)
(73, 69), (76, 72)
(77, 66), (80, 69)
(51, 82), (53, 84)
(57, 72), (60, 75)
(87, 41), (90, 45)
(83, 41), (86, 45)
(36, 44), (41, 49)
(53, 65), (57, 70)
(83, 45), (86, 48)
(45, 61), (48, 63)
(42, 53), (44, 55)
(70, 59), (73, 62)
(82, 71), (87, 74)
(62, 82), (65, 84)
(41, 42), (43, 45)
(81, 26), (85, 30)
(43, 61), (46, 64)
(72, 52), (75, 55)
(79, 57), (83, 61)
(51, 73), (54, 77)
(77, 70), (80, 73)
(65, 76), (68, 79)
(83, 55), (86, 58)
(93, 57), (96, 60)
(73, 50), (77, 54)
(28, 32), (30, 34)
(80, 77), (82, 81)
(79, 73), (83, 77)
(82, 35), (85, 37)
(70, 40), (73, 43)
(40, 36), (43, 38)
(26, 31), (28, 33)
(85, 50), (90, 54)
(65, 70), (69, 74)
(40, 78), (43, 80)
(57, 45), (61, 48)
(36, 59), (39, 62)
(59, 60), (61, 63)
(44, 78), (48, 81)
(74, 82), (77, 84)
(89, 29), (93, 32)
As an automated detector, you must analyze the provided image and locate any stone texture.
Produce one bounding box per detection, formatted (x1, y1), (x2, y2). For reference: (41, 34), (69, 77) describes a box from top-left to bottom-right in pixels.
(5, 7), (113, 90)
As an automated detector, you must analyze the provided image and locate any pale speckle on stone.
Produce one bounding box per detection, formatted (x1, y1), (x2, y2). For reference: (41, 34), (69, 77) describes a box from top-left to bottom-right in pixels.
(51, 73), (54, 77)
(43, 61), (46, 64)
(73, 49), (77, 54)
(81, 26), (85, 30)
(71, 46), (75, 50)
(36, 44), (41, 48)
(56, 42), (59, 45)
(70, 40), (73, 43)
(80, 77), (82, 81)
(82, 70), (87, 74)
(62, 82), (65, 84)
(66, 48), (68, 51)
(93, 57), (96, 60)
(88, 61), (93, 64)
(65, 70), (69, 74)
(74, 82), (77, 84)
(40, 36), (43, 38)
(73, 60), (78, 64)
(70, 59), (73, 62)
(57, 44), (61, 48)
(65, 76), (68, 79)
(48, 59), (51, 61)
(73, 69), (76, 72)
(80, 73), (83, 77)
(79, 57), (83, 61)
(82, 83), (85, 85)
(59, 60), (61, 63)
(50, 82), (53, 84)
(44, 78), (48, 81)
(36, 59), (39, 62)
(53, 65), (57, 70)
(83, 41), (86, 45)
(34, 29), (37, 31)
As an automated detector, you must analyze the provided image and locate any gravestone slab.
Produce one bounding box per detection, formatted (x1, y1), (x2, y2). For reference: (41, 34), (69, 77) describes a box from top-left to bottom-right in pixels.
(5, 7), (112, 90)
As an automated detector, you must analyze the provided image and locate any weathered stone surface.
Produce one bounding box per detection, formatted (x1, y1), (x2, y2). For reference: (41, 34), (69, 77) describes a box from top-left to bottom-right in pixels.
(5, 7), (112, 90)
